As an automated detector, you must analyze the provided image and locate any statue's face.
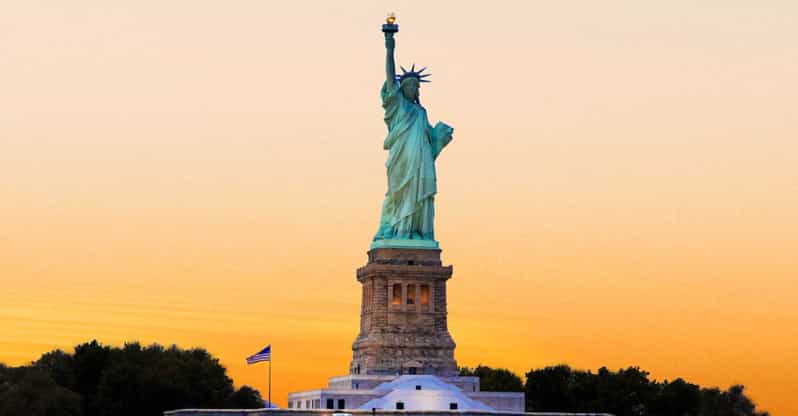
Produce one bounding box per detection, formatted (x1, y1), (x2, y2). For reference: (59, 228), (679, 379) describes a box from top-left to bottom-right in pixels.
(401, 78), (419, 101)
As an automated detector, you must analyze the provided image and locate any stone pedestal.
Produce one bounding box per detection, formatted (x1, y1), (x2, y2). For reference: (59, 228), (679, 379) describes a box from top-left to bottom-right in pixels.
(350, 248), (458, 377)
(281, 247), (524, 413)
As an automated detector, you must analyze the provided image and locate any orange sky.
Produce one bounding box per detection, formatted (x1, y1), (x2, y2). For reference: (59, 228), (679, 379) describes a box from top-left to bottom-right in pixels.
(1, 1), (796, 414)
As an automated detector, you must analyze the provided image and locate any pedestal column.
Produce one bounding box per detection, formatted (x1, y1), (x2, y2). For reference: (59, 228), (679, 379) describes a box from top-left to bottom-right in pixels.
(350, 248), (457, 377)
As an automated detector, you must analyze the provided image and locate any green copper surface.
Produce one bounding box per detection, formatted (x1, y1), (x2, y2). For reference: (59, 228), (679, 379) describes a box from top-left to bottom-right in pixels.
(372, 25), (453, 250)
(370, 238), (440, 250)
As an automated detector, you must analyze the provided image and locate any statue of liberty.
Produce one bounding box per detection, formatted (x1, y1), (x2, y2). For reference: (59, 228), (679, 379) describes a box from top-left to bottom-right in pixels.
(372, 15), (454, 249)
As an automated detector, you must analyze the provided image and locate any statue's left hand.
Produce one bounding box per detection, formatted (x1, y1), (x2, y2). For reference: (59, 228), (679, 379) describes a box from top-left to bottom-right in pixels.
(434, 122), (454, 138)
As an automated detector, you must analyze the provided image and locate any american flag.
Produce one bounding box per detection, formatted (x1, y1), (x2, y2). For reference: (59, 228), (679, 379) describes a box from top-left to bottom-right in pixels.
(246, 344), (271, 365)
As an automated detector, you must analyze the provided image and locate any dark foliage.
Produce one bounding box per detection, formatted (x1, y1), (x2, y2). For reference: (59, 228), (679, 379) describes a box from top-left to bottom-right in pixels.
(699, 385), (767, 416)
(33, 349), (76, 391)
(0, 364), (82, 416)
(649, 378), (701, 416)
(72, 340), (111, 415)
(458, 365), (524, 392)
(0, 340), (263, 416)
(3, 340), (771, 416)
(523, 364), (769, 416)
(227, 385), (264, 409)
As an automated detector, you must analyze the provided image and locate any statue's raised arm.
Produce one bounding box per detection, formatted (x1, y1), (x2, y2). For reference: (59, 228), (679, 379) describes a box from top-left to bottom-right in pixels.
(383, 16), (398, 88)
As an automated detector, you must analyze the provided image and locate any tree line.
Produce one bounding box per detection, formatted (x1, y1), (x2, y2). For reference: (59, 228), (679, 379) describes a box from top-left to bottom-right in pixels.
(460, 364), (769, 416)
(0, 340), (770, 416)
(0, 340), (262, 416)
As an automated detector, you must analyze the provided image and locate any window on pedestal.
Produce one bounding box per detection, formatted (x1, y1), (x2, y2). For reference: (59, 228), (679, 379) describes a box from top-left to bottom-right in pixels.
(326, 399), (334, 409)
(420, 285), (430, 305)
(392, 283), (402, 305)
(407, 284), (416, 305)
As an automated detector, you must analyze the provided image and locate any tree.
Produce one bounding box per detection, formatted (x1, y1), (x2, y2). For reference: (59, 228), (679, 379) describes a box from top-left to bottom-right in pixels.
(459, 365), (524, 392)
(72, 340), (111, 415)
(650, 378), (701, 416)
(92, 342), (240, 416)
(227, 386), (264, 408)
(33, 349), (76, 391)
(700, 385), (769, 416)
(2, 340), (264, 416)
(524, 364), (577, 412)
(0, 365), (82, 416)
(524, 365), (769, 416)
(592, 366), (657, 416)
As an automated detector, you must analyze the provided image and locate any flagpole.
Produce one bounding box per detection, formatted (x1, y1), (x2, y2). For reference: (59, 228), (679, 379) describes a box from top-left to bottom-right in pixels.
(268, 357), (271, 409)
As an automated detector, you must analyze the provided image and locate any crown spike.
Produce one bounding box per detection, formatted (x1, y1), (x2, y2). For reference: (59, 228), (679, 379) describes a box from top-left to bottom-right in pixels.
(397, 62), (432, 83)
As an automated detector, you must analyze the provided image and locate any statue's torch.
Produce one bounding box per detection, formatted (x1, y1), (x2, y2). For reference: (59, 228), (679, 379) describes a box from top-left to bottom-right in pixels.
(382, 13), (399, 34)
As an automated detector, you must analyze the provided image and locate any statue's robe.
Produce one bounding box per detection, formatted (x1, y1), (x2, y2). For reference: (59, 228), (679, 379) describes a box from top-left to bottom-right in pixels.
(374, 81), (452, 242)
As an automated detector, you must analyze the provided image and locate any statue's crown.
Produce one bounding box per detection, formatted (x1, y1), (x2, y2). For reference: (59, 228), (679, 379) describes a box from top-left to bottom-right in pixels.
(396, 64), (431, 83)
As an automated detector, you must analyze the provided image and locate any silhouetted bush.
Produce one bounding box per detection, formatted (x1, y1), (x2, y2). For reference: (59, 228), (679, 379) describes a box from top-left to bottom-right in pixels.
(2, 340), (770, 416)
(459, 365), (524, 392)
(461, 364), (769, 415)
(523, 364), (769, 416)
(227, 385), (264, 408)
(0, 364), (82, 416)
(1, 340), (262, 416)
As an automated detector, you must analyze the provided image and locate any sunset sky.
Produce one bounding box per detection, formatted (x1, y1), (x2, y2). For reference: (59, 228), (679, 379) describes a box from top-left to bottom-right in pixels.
(1, 1), (796, 414)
